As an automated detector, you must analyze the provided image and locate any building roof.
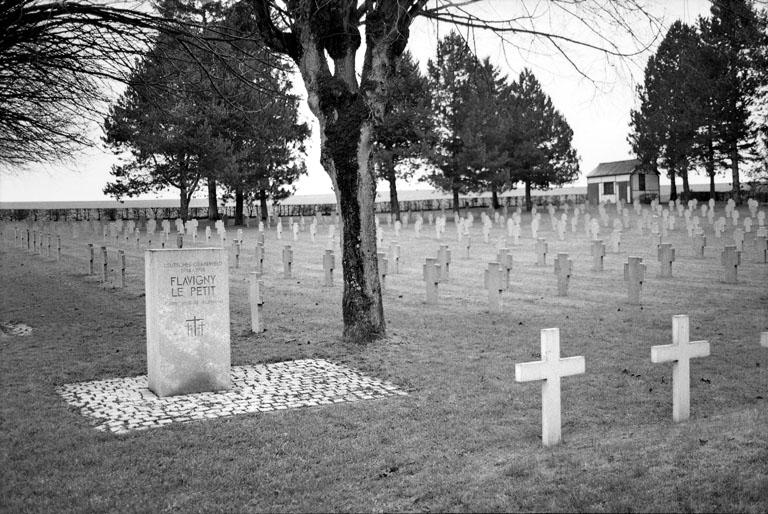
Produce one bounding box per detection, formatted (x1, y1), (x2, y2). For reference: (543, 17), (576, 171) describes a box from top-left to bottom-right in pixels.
(586, 159), (642, 179)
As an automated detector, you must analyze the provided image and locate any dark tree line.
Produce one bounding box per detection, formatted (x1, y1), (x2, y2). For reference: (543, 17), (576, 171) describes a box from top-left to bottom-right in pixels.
(101, 1), (308, 222)
(629, 0), (768, 202)
(423, 31), (579, 213)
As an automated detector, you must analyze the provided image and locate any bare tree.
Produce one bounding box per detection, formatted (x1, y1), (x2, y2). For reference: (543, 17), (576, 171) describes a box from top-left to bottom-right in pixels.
(237, 0), (661, 342)
(0, 1), (166, 168)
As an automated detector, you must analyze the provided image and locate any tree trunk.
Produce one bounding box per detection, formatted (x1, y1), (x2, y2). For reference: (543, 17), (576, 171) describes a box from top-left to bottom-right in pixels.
(259, 189), (268, 222)
(669, 169), (677, 202)
(491, 184), (500, 210)
(234, 187), (244, 226)
(706, 133), (716, 199)
(681, 166), (690, 202)
(730, 144), (741, 204)
(179, 185), (189, 222)
(525, 181), (532, 212)
(452, 185), (460, 216)
(386, 158), (400, 222)
(207, 179), (218, 220)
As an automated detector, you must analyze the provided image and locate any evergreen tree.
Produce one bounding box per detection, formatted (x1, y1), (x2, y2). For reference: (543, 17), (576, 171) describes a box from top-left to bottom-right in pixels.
(103, 2), (307, 222)
(700, 0), (768, 201)
(372, 51), (431, 221)
(503, 69), (579, 211)
(424, 32), (502, 214)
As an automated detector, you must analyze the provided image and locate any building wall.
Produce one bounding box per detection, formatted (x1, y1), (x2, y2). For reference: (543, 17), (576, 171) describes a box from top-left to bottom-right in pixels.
(586, 174), (632, 204)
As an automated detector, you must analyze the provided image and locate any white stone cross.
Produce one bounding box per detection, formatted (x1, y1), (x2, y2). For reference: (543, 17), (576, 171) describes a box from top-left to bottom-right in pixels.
(377, 252), (388, 291)
(485, 261), (505, 312)
(657, 243), (675, 277)
(623, 256), (645, 305)
(591, 240), (605, 271)
(436, 245), (451, 281)
(554, 253), (573, 296)
(249, 272), (265, 333)
(651, 315), (710, 422)
(323, 249), (335, 286)
(515, 328), (586, 447)
(535, 238), (548, 266)
(721, 245), (740, 283)
(255, 243), (265, 274)
(692, 231), (705, 258)
(423, 257), (440, 304)
(282, 245), (293, 279)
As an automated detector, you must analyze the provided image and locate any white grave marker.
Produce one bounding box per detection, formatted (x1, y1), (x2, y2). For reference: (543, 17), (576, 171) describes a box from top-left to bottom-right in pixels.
(651, 315), (710, 422)
(145, 248), (230, 397)
(515, 328), (585, 447)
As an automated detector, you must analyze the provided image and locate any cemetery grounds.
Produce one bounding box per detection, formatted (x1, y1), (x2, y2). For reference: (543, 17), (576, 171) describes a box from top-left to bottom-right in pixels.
(0, 202), (767, 512)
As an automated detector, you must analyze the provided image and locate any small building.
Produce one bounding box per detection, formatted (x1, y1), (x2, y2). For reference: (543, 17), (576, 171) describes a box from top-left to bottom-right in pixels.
(586, 159), (660, 205)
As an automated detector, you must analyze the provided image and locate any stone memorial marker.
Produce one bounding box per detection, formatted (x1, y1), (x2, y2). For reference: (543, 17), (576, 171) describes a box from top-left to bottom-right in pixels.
(651, 315), (710, 422)
(276, 220), (283, 240)
(148, 219), (157, 234)
(323, 249), (335, 286)
(423, 257), (440, 304)
(145, 248), (230, 397)
(554, 253), (573, 296)
(721, 246), (740, 283)
(623, 256), (646, 305)
(282, 245), (293, 279)
(591, 240), (605, 272)
(732, 209), (740, 227)
(236, 228), (243, 243)
(744, 217), (752, 233)
(249, 272), (265, 333)
(293, 222), (299, 241)
(535, 238), (548, 266)
(205, 226), (211, 242)
(515, 328), (585, 447)
(657, 243), (675, 277)
(761, 332), (768, 348)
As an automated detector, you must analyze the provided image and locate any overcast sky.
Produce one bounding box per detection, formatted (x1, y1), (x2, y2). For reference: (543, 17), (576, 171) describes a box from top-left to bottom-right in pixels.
(0, 0), (713, 203)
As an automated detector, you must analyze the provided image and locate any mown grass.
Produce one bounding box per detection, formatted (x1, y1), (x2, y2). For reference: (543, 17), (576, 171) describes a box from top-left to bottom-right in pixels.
(1, 203), (767, 512)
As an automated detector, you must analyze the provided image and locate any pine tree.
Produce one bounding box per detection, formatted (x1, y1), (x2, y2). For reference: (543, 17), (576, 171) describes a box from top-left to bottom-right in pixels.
(700, 0), (768, 201)
(372, 51), (431, 221)
(503, 69), (579, 211)
(424, 32), (501, 214)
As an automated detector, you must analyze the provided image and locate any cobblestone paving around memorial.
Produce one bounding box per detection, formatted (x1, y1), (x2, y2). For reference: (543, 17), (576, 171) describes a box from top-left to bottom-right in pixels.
(56, 359), (408, 434)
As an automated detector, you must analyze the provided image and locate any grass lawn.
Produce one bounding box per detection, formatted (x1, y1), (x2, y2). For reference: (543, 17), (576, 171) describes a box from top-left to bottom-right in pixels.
(1, 203), (767, 512)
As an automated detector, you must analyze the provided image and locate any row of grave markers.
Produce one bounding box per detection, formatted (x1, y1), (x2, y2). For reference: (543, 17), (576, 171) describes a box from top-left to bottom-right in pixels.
(517, 315), (719, 446)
